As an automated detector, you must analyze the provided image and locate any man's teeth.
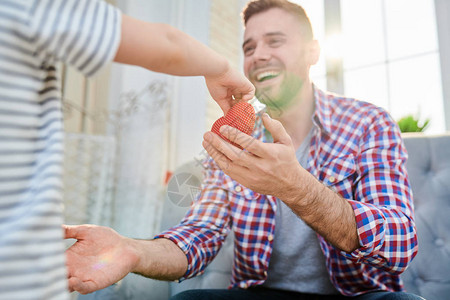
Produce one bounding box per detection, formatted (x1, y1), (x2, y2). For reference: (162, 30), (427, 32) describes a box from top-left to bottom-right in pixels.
(256, 71), (279, 82)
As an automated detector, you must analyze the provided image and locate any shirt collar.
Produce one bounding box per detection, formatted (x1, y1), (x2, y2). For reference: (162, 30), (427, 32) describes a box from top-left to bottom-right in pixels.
(254, 84), (335, 140)
(312, 84), (334, 136)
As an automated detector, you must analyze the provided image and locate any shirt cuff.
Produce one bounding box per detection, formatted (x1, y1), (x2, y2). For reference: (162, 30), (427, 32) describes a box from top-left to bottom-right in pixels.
(153, 231), (197, 281)
(342, 200), (387, 262)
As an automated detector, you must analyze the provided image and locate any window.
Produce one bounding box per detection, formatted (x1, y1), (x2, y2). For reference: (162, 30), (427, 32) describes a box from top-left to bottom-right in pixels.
(293, 0), (445, 133)
(341, 0), (444, 133)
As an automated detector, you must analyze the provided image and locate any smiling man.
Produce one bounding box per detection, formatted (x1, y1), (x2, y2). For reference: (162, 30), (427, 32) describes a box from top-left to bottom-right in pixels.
(64, 1), (423, 300)
(199, 1), (423, 299)
(243, 9), (312, 120)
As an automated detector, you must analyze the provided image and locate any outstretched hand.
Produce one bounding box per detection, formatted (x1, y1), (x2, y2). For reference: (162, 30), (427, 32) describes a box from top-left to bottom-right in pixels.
(202, 113), (304, 202)
(205, 65), (255, 114)
(64, 225), (139, 295)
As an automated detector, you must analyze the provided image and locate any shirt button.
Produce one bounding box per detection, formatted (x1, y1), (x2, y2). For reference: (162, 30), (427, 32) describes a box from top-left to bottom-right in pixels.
(235, 186), (242, 192)
(328, 176), (336, 183)
(268, 234), (274, 242)
(264, 271), (268, 277)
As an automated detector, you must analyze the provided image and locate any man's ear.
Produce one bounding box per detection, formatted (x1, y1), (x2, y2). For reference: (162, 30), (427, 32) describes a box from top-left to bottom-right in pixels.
(307, 40), (321, 65)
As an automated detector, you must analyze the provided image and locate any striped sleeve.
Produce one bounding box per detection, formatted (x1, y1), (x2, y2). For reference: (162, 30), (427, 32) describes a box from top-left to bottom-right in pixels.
(28, 0), (121, 77)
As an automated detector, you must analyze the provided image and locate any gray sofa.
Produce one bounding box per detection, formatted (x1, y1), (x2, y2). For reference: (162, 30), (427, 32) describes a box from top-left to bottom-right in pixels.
(400, 133), (450, 300)
(79, 133), (450, 300)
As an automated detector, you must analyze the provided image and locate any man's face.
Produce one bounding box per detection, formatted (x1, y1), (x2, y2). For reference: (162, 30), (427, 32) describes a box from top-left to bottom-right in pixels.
(243, 8), (313, 112)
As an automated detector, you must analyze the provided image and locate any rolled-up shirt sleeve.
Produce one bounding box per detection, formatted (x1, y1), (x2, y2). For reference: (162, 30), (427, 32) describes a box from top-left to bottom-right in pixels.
(154, 160), (231, 280)
(341, 109), (418, 273)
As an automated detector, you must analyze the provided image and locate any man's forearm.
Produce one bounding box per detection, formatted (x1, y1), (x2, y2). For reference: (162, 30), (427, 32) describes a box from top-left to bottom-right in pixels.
(128, 238), (188, 281)
(283, 170), (360, 253)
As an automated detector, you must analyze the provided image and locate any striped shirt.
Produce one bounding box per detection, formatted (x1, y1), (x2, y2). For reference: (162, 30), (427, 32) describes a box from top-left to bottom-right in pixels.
(156, 86), (418, 296)
(0, 1), (121, 299)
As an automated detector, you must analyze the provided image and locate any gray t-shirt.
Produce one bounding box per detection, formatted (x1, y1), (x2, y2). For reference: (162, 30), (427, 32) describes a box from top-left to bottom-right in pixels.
(262, 128), (338, 295)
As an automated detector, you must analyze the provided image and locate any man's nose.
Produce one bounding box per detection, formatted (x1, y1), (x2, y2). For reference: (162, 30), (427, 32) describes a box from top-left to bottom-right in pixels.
(252, 44), (271, 61)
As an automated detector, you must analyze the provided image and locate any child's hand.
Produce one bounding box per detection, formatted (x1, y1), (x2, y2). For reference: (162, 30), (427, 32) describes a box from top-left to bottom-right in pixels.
(205, 63), (255, 114)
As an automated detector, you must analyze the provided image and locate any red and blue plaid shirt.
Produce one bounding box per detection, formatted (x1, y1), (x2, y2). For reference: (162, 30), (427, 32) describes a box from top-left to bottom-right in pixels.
(156, 86), (418, 296)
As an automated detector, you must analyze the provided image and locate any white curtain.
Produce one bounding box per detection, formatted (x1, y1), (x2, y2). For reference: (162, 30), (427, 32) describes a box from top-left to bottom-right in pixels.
(109, 81), (169, 238)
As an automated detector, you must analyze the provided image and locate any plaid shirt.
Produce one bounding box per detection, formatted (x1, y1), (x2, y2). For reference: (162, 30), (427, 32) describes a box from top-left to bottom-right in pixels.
(156, 87), (418, 296)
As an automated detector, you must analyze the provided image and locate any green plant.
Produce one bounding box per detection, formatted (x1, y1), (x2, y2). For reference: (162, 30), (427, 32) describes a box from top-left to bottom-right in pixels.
(397, 114), (430, 133)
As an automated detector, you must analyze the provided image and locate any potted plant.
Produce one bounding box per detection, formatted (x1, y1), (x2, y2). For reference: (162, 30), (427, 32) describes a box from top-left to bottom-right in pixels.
(397, 114), (430, 133)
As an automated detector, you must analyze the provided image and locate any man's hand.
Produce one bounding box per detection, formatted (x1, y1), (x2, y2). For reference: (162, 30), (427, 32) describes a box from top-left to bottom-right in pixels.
(202, 113), (304, 201)
(202, 114), (360, 252)
(204, 64), (255, 114)
(64, 225), (139, 295)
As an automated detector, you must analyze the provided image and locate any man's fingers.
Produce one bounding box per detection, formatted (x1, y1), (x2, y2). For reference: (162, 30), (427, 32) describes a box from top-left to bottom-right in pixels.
(202, 139), (251, 184)
(64, 224), (97, 240)
(68, 277), (98, 295)
(261, 113), (292, 146)
(204, 131), (259, 167)
(202, 134), (254, 171)
(218, 126), (268, 158)
(202, 139), (233, 171)
(64, 225), (81, 240)
(67, 277), (77, 293)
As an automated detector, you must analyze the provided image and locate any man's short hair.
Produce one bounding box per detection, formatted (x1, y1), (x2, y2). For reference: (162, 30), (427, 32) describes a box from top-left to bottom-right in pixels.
(242, 0), (314, 41)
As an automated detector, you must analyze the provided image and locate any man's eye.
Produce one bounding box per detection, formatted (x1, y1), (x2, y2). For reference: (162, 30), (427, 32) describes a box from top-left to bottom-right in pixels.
(244, 47), (255, 56)
(269, 39), (283, 47)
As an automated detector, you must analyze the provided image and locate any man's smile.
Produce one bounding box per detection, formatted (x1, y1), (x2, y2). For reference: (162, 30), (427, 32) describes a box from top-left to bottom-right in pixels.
(252, 69), (283, 85)
(256, 70), (281, 82)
